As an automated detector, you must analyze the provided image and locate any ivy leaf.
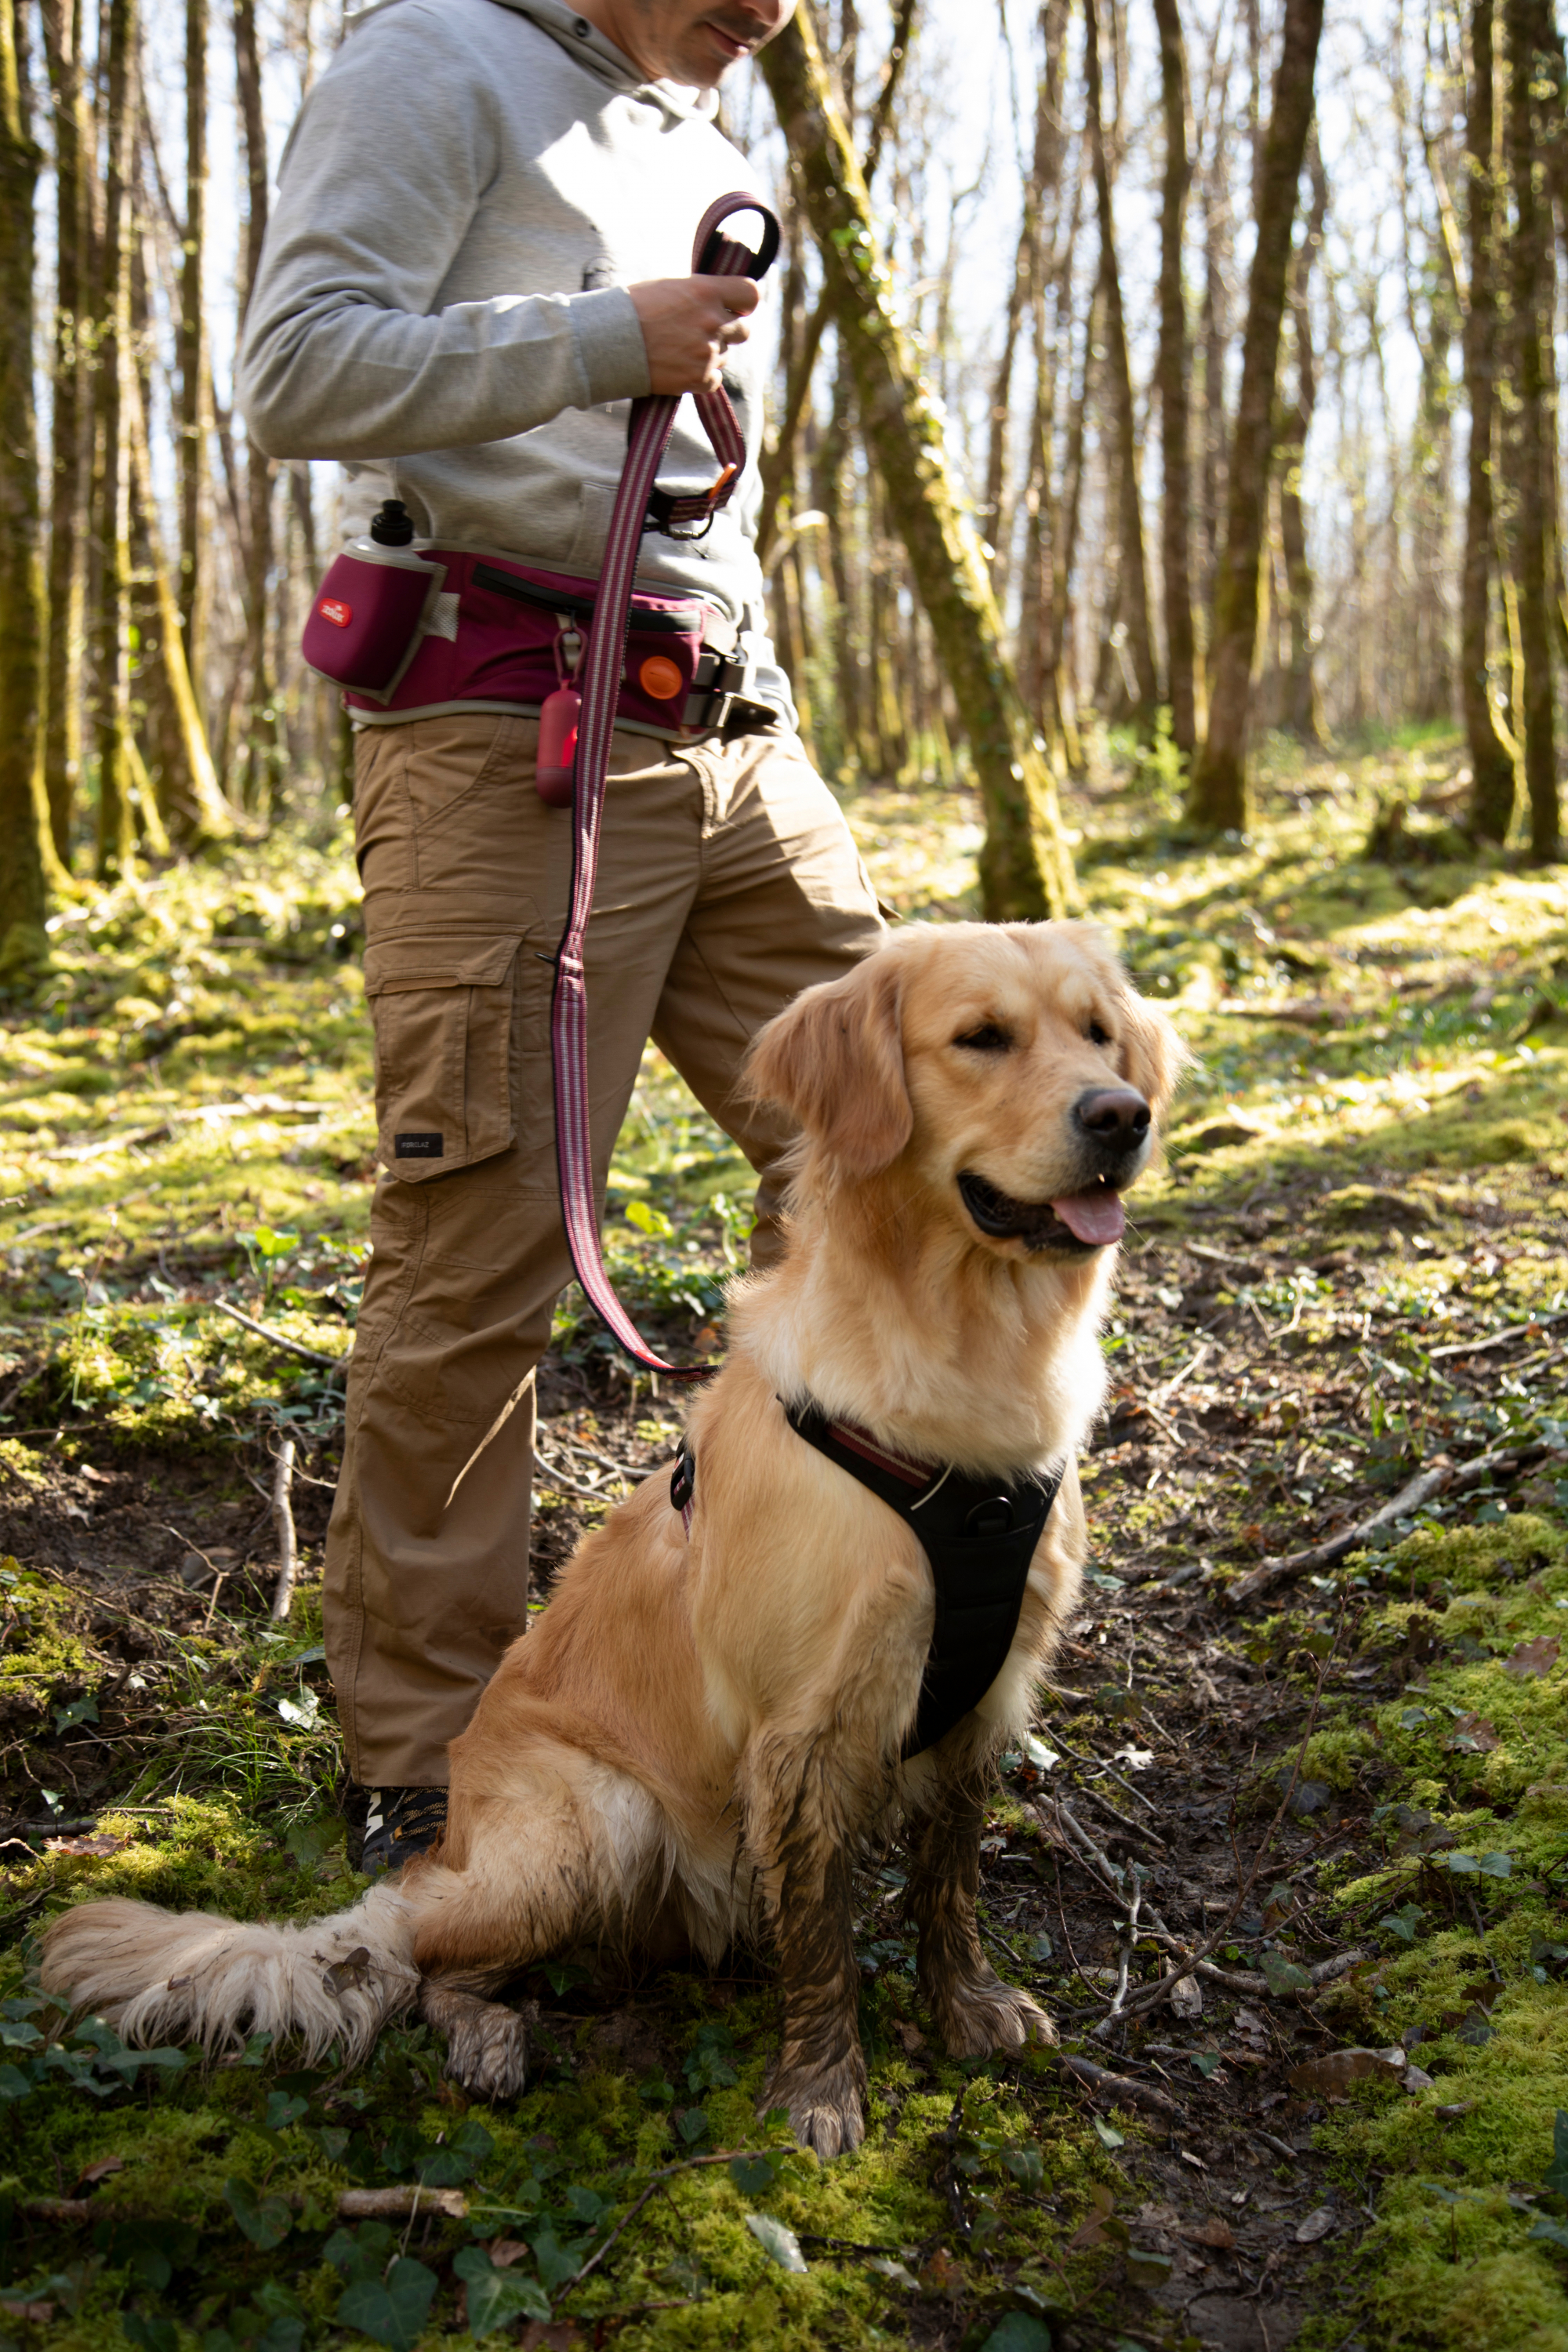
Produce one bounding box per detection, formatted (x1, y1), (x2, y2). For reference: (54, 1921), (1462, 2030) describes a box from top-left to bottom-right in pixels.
(528, 2225), (590, 2292)
(277, 1691), (320, 1731)
(1544, 2111), (1568, 2201)
(1261, 1951), (1312, 1996)
(122, 2315), (179, 2352)
(1530, 2216), (1568, 2253)
(335, 2258), (437, 2352)
(224, 2177), (292, 2252)
(53, 1694), (99, 1734)
(745, 2212), (808, 2273)
(1476, 1851), (1514, 1878)
(452, 2247), (550, 2337)
(980, 2318), (1052, 2352)
(1093, 2115), (1125, 2149)
(264, 2091), (308, 2133)
(415, 2117), (494, 2187)
(728, 2154), (779, 2194)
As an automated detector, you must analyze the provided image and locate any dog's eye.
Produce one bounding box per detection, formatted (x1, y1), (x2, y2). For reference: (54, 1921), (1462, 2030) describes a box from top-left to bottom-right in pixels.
(1087, 1020), (1112, 1047)
(954, 1023), (1013, 1054)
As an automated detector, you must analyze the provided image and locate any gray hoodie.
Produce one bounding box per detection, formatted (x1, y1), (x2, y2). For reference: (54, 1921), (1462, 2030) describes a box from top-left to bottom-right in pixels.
(238, 0), (790, 717)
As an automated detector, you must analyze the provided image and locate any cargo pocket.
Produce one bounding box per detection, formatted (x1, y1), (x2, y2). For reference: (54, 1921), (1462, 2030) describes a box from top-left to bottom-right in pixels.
(363, 933), (523, 1181)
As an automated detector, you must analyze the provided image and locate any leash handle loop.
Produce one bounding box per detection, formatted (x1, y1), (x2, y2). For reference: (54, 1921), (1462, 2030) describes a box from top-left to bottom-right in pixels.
(550, 194), (781, 1380)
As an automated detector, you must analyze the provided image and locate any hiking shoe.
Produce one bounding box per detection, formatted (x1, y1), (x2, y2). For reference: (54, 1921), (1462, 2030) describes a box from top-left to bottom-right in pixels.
(360, 1787), (447, 1876)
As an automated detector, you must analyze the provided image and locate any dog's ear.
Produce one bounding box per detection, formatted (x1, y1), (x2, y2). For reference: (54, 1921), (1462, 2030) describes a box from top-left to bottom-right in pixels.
(746, 955), (913, 1179)
(1119, 986), (1188, 1127)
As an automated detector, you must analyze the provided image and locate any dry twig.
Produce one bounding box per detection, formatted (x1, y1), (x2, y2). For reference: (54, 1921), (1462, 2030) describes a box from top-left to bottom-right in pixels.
(270, 1438), (299, 1621)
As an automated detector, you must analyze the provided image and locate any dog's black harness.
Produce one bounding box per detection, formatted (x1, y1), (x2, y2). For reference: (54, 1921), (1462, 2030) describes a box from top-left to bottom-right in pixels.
(670, 1403), (1062, 1759)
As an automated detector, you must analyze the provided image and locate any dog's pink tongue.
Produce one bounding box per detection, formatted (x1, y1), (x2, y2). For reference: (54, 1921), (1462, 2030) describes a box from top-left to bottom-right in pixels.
(1051, 1189), (1126, 1246)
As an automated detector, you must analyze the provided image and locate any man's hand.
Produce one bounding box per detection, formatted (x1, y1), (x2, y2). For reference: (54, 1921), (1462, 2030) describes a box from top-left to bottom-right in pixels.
(629, 274), (760, 395)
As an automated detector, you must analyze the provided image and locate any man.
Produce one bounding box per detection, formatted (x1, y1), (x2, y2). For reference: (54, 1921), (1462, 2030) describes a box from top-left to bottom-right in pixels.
(239, 0), (884, 1871)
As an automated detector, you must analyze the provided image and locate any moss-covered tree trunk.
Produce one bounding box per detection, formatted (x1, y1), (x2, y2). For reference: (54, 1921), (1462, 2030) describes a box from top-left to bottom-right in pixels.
(1084, 0), (1159, 728)
(39, 0), (87, 872)
(758, 13), (1076, 922)
(178, 0), (209, 710)
(0, 0), (50, 982)
(234, 0), (282, 814)
(1186, 0), (1325, 832)
(1461, 0), (1515, 837)
(94, 0), (136, 881)
(1152, 0), (1195, 756)
(1278, 140), (1327, 745)
(1504, 0), (1561, 864)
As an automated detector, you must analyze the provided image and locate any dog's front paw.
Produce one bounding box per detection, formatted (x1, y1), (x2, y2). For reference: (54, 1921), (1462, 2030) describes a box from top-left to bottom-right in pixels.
(761, 2057), (866, 2161)
(931, 1973), (1055, 2060)
(420, 1983), (535, 2102)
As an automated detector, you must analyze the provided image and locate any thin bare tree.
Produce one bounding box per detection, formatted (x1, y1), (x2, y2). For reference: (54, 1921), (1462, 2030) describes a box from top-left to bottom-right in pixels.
(760, 8), (1076, 918)
(1188, 0), (1327, 831)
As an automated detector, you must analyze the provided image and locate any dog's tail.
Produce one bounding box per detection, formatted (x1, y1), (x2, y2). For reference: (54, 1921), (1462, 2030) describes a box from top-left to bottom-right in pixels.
(38, 1875), (433, 2066)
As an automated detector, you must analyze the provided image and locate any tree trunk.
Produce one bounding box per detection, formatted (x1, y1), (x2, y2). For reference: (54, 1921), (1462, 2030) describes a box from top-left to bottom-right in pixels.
(39, 0), (87, 872)
(1152, 0), (1196, 755)
(1187, 0), (1326, 832)
(1278, 138), (1327, 743)
(1461, 0), (1515, 837)
(0, 0), (51, 982)
(812, 350), (867, 777)
(94, 0), (136, 880)
(759, 12), (1076, 921)
(1504, 0), (1560, 863)
(178, 0), (208, 706)
(1083, 0), (1158, 724)
(234, 0), (281, 812)
(127, 361), (232, 842)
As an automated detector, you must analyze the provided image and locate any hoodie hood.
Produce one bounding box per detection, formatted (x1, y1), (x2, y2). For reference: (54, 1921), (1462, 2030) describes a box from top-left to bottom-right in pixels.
(483, 0), (721, 121)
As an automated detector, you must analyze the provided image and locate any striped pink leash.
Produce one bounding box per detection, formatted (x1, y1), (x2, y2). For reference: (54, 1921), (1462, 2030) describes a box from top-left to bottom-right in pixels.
(550, 193), (781, 1379)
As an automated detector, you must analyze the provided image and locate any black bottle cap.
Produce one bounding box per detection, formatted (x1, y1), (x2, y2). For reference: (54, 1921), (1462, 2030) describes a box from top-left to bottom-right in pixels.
(369, 498), (415, 546)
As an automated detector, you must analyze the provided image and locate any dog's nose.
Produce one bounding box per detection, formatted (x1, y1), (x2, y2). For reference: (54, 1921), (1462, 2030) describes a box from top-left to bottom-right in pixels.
(1073, 1087), (1150, 1150)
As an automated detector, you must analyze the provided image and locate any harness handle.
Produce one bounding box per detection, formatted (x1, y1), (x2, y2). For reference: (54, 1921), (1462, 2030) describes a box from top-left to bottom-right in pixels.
(549, 194), (782, 1381)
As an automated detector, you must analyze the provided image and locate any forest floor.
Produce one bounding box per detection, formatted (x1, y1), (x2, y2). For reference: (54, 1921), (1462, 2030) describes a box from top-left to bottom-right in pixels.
(0, 724), (1565, 2352)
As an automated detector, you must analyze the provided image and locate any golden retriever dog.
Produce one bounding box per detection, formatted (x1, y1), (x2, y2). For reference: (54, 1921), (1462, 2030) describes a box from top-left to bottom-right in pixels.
(42, 920), (1182, 2158)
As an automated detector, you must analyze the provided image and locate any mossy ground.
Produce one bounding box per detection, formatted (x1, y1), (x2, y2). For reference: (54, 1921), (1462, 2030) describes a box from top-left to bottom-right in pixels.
(0, 729), (1564, 2352)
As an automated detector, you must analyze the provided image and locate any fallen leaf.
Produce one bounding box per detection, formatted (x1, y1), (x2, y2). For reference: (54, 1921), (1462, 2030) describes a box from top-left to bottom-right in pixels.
(71, 2157), (125, 2192)
(918, 2245), (965, 2293)
(488, 2240), (531, 2269)
(1443, 1713), (1500, 1753)
(1125, 2247), (1174, 2288)
(1187, 2217), (1237, 2250)
(1167, 1968), (1203, 2021)
(893, 2020), (925, 2053)
(1503, 1636), (1559, 1680)
(45, 1833), (124, 1857)
(744, 2212), (808, 2274)
(322, 1945), (375, 1995)
(1295, 2207), (1336, 2244)
(1288, 2048), (1406, 2096)
(1405, 2063), (1436, 2091)
(1179, 2149), (1209, 2171)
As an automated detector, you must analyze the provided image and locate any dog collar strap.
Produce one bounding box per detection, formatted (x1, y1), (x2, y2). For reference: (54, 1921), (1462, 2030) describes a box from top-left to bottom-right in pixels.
(780, 1399), (1064, 1759)
(549, 193), (779, 1380)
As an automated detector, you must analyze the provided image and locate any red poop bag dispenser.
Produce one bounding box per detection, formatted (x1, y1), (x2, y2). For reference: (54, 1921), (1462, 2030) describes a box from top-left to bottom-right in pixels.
(301, 500), (445, 701)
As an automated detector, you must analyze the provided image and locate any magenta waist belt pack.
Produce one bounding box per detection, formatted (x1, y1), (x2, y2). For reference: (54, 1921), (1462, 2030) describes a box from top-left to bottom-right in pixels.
(300, 533), (759, 802)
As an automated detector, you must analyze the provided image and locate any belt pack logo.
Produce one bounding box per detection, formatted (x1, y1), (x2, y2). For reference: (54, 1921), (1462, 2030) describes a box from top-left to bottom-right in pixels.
(319, 596), (352, 629)
(395, 1133), (444, 1158)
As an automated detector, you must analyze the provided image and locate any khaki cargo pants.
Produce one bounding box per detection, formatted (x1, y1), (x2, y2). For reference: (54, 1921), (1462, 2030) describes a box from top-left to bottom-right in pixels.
(323, 710), (884, 1788)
